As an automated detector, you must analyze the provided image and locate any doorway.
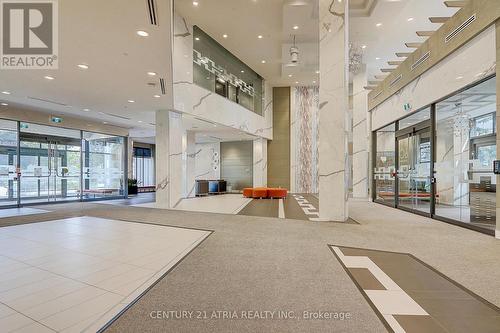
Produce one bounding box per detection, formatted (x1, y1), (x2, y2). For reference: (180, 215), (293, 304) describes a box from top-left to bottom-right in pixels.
(396, 123), (432, 215)
(19, 133), (81, 204)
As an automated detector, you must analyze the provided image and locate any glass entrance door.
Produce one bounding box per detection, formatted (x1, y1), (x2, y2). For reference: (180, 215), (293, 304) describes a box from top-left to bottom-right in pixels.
(20, 135), (81, 204)
(397, 128), (432, 214)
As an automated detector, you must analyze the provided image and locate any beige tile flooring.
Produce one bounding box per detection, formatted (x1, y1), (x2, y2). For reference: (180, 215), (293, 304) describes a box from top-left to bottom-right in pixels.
(0, 217), (210, 332)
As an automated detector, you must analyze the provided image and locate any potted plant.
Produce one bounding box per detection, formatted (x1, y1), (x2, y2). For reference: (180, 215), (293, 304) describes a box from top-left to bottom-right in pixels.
(128, 178), (138, 195)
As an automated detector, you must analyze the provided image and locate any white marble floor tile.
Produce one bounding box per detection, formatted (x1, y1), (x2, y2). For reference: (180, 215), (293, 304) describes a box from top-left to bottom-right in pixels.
(0, 208), (48, 219)
(0, 216), (210, 332)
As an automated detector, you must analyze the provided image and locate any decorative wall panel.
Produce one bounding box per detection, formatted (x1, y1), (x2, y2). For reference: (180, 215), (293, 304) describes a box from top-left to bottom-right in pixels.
(291, 86), (319, 193)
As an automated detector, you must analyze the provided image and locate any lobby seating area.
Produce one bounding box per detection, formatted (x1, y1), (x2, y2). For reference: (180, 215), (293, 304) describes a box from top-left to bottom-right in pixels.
(243, 187), (288, 199)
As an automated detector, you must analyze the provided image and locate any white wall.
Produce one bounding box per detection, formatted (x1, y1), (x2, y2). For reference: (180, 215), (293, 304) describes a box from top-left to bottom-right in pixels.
(371, 25), (496, 131)
(173, 13), (273, 141)
(194, 142), (220, 180)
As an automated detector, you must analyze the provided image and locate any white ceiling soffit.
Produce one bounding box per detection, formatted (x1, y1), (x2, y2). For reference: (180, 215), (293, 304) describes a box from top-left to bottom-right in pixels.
(350, 0), (378, 17)
(175, 0), (319, 87)
(350, 0), (459, 81)
(0, 0), (172, 132)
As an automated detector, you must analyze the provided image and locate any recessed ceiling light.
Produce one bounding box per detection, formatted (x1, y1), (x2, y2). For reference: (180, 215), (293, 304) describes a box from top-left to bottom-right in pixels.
(261, 60), (266, 64)
(77, 64), (89, 69)
(1, 103), (8, 106)
(295, 81), (299, 84)
(288, 74), (292, 77)
(293, 25), (299, 30)
(193, 1), (199, 6)
(195, 37), (200, 41)
(376, 57), (381, 60)
(103, 121), (108, 124)
(258, 35), (263, 39)
(315, 70), (320, 74)
(456, 76), (464, 80)
(376, 23), (382, 27)
(222, 34), (228, 38)
(154, 95), (161, 98)
(147, 71), (157, 76)
(138, 120), (143, 123)
(407, 17), (414, 22)
(361, 45), (367, 49)
(313, 81), (316, 84)
(136, 30), (149, 37)
(44, 76), (55, 80)
(240, 70), (245, 73)
(1, 91), (10, 95)
(83, 108), (90, 112)
(128, 100), (135, 103)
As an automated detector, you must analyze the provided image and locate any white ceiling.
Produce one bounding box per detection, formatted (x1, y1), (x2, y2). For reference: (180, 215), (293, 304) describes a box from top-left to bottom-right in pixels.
(175, 0), (320, 87)
(350, 0), (460, 81)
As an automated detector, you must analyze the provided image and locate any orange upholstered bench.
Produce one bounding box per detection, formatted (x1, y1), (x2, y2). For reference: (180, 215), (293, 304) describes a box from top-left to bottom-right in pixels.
(252, 187), (268, 198)
(243, 188), (254, 198)
(267, 188), (287, 199)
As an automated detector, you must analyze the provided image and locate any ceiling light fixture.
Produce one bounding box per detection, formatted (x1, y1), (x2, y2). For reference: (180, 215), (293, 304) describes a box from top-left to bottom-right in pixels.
(77, 64), (89, 69)
(361, 45), (367, 49)
(44, 76), (55, 80)
(192, 1), (199, 6)
(128, 100), (135, 103)
(258, 35), (263, 39)
(136, 30), (149, 37)
(261, 60), (266, 64)
(293, 25), (299, 30)
(195, 37), (200, 41)
(313, 81), (316, 84)
(83, 108), (90, 112)
(315, 70), (320, 74)
(138, 120), (143, 123)
(147, 71), (157, 76)
(407, 17), (414, 22)
(1, 91), (10, 95)
(240, 70), (245, 73)
(1, 103), (8, 106)
(376, 57), (381, 60)
(456, 76), (464, 80)
(223, 34), (228, 38)
(376, 23), (382, 27)
(288, 74), (292, 77)
(154, 95), (161, 98)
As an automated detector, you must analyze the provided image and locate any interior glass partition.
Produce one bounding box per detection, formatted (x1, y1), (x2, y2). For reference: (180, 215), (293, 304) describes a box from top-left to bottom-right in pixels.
(435, 77), (496, 231)
(83, 132), (125, 199)
(193, 26), (264, 115)
(373, 123), (396, 205)
(0, 120), (18, 207)
(133, 147), (155, 187)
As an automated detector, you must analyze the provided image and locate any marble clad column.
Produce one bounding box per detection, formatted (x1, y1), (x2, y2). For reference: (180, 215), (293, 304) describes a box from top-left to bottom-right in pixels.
(156, 111), (170, 209)
(253, 138), (268, 187)
(185, 130), (196, 197)
(496, 21), (500, 239)
(318, 0), (349, 221)
(168, 112), (184, 207)
(127, 137), (134, 179)
(155, 0), (175, 209)
(352, 66), (369, 198)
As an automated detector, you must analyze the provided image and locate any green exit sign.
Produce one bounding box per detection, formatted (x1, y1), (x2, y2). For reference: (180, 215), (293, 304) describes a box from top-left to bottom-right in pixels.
(403, 103), (412, 112)
(50, 116), (63, 124)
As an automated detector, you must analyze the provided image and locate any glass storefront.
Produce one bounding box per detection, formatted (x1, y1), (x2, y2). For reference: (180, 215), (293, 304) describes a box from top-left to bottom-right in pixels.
(193, 26), (264, 115)
(373, 76), (497, 234)
(0, 120), (127, 207)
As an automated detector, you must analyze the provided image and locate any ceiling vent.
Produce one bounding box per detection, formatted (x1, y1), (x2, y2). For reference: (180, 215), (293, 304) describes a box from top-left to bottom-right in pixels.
(389, 74), (403, 88)
(28, 96), (68, 106)
(159, 78), (166, 95)
(411, 51), (430, 71)
(105, 112), (131, 120)
(146, 0), (158, 26)
(445, 14), (476, 43)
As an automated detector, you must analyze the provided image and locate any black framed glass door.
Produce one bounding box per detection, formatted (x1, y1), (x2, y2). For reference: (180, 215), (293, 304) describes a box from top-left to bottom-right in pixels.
(396, 126), (432, 215)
